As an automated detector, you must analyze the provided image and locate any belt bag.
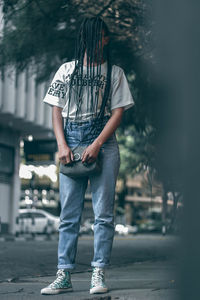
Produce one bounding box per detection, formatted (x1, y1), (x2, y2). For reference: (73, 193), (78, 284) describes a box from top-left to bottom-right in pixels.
(59, 146), (102, 178)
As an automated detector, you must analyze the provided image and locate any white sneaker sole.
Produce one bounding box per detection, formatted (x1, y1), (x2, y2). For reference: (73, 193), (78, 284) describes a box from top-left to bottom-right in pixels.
(41, 287), (73, 295)
(90, 286), (108, 294)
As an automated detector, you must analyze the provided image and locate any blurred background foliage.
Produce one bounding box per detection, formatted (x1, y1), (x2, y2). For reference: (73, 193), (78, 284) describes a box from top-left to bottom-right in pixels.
(0, 0), (182, 209)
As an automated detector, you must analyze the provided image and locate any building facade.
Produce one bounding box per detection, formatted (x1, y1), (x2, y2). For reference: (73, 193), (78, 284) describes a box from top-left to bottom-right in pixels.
(0, 65), (54, 233)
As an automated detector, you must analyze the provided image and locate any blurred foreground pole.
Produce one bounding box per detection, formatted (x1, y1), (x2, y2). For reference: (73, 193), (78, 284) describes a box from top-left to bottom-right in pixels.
(153, 1), (200, 299)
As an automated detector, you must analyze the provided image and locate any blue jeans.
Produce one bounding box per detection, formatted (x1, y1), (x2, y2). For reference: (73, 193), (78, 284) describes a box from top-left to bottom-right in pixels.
(57, 117), (120, 270)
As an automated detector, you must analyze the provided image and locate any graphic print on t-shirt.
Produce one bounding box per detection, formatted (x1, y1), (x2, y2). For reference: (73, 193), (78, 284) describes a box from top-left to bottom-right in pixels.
(64, 73), (107, 89)
(47, 74), (107, 98)
(47, 80), (66, 99)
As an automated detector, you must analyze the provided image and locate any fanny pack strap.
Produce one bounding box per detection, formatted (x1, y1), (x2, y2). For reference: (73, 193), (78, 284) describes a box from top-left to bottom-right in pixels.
(65, 64), (112, 152)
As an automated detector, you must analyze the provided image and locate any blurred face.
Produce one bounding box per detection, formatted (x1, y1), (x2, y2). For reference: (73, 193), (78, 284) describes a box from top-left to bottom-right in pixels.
(94, 29), (109, 61)
(100, 29), (109, 49)
(84, 29), (109, 64)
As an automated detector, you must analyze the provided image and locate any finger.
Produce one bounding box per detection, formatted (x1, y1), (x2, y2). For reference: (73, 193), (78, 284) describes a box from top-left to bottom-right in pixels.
(81, 150), (87, 162)
(82, 154), (86, 163)
(60, 156), (67, 163)
(81, 149), (87, 160)
(67, 155), (73, 164)
(70, 151), (74, 161)
(85, 155), (95, 164)
(87, 159), (95, 164)
(82, 152), (89, 163)
(64, 155), (71, 165)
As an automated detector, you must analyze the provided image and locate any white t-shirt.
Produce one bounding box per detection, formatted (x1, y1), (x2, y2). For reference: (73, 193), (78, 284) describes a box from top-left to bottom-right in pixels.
(43, 60), (135, 121)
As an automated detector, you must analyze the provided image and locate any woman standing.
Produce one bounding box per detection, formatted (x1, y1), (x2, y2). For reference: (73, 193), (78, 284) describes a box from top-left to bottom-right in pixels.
(41, 16), (134, 295)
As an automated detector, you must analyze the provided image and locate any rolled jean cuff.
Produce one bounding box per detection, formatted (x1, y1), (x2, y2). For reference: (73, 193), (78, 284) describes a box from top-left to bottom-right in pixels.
(91, 262), (110, 269)
(57, 264), (75, 270)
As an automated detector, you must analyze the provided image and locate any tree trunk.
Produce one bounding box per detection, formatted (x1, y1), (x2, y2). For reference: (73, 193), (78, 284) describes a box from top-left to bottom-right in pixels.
(118, 177), (127, 210)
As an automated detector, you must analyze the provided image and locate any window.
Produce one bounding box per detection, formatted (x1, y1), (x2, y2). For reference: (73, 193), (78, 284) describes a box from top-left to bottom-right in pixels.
(19, 213), (30, 219)
(31, 213), (46, 219)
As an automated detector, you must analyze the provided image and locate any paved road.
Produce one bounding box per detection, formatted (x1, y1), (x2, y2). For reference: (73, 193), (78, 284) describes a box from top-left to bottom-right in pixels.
(0, 234), (180, 299)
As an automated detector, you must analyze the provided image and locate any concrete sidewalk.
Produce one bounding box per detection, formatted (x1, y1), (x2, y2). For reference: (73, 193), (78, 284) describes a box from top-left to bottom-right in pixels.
(0, 259), (178, 300)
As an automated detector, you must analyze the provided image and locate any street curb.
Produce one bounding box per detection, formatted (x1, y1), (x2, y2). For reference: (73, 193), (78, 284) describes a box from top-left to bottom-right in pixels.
(0, 233), (176, 242)
(0, 235), (59, 242)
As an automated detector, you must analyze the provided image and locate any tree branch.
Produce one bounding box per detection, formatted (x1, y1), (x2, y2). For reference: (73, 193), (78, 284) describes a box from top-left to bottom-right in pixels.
(96, 0), (116, 17)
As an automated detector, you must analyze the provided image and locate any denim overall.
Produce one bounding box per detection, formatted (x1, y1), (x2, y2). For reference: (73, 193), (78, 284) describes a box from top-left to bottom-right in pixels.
(57, 116), (120, 270)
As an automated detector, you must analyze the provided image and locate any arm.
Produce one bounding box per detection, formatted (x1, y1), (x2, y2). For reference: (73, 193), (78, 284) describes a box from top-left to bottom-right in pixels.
(82, 107), (124, 163)
(52, 106), (74, 164)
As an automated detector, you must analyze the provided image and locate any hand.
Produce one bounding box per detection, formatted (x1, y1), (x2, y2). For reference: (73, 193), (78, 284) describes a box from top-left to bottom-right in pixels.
(58, 144), (74, 165)
(82, 141), (101, 164)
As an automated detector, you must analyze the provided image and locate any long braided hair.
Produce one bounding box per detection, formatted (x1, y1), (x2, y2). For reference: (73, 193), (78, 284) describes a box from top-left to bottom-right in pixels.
(67, 17), (112, 122)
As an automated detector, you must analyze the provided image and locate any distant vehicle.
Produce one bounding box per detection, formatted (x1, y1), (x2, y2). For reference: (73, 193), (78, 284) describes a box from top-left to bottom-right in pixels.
(16, 209), (60, 235)
(126, 224), (138, 234)
(137, 219), (163, 233)
(79, 219), (94, 235)
(115, 224), (138, 235)
(79, 219), (138, 236)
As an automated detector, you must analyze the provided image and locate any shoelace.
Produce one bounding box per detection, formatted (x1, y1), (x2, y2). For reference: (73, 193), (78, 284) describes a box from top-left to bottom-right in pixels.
(50, 270), (68, 288)
(91, 268), (105, 286)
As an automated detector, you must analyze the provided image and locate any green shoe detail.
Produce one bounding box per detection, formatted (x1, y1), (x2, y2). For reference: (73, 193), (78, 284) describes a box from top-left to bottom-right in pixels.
(41, 269), (73, 295)
(90, 267), (108, 294)
(49, 269), (72, 289)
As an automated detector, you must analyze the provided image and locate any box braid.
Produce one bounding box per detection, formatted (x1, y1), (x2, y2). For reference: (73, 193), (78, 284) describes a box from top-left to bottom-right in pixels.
(67, 17), (112, 142)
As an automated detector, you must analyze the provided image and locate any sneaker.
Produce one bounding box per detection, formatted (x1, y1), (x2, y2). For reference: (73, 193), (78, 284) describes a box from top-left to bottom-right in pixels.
(90, 267), (108, 294)
(41, 269), (73, 295)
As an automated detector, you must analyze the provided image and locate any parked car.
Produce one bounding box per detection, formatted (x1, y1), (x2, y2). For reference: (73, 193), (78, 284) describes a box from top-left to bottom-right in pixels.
(115, 224), (138, 235)
(79, 219), (138, 236)
(16, 209), (60, 235)
(137, 219), (163, 233)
